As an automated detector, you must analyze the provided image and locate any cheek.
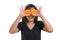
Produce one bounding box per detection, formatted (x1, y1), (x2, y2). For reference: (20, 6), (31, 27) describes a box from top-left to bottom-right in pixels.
(26, 17), (30, 20)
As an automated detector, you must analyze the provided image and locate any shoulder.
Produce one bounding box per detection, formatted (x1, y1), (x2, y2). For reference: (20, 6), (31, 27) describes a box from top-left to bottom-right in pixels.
(18, 21), (25, 28)
(36, 21), (43, 24)
(36, 21), (44, 29)
(18, 21), (25, 26)
(36, 21), (44, 26)
(19, 21), (25, 24)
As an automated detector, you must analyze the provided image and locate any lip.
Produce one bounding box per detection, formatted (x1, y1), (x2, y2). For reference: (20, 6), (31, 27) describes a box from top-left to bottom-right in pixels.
(28, 15), (34, 19)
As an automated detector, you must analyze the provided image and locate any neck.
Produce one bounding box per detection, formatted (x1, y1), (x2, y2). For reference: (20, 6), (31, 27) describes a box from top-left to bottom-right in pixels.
(27, 21), (34, 24)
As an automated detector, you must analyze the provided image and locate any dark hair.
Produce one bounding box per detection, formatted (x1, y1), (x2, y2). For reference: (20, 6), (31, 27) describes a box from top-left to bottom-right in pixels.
(22, 4), (38, 23)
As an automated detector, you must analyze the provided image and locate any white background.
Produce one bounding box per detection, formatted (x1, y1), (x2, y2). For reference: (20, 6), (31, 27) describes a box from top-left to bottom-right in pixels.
(0, 0), (60, 40)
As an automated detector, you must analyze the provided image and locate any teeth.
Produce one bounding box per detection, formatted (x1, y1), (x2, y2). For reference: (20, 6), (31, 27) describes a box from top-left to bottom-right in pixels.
(29, 16), (33, 18)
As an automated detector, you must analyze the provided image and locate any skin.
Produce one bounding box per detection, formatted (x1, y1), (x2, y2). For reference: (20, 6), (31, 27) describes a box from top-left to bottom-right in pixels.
(9, 6), (53, 34)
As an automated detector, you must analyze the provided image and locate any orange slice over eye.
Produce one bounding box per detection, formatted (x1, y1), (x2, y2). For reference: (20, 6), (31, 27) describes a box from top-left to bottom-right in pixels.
(31, 9), (37, 16)
(25, 9), (31, 16)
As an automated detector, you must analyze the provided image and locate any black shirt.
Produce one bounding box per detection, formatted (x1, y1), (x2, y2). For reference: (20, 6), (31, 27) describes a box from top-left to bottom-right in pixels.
(17, 21), (44, 40)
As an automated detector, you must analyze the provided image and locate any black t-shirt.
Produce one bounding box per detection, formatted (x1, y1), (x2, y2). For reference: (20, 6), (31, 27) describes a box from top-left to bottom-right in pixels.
(17, 21), (44, 40)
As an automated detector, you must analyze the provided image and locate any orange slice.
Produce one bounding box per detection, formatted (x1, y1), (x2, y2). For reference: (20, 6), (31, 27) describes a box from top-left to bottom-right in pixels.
(31, 9), (37, 16)
(25, 9), (31, 16)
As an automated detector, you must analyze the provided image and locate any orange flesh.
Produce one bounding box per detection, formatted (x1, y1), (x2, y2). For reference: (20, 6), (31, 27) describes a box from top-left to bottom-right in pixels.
(25, 9), (37, 16)
(25, 9), (31, 16)
(31, 9), (37, 16)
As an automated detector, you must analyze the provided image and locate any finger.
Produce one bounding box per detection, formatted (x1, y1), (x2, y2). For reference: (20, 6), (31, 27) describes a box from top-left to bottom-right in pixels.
(36, 5), (38, 9)
(19, 7), (21, 11)
(24, 6), (25, 11)
(39, 6), (42, 10)
(36, 5), (39, 12)
(21, 6), (23, 10)
(39, 7), (40, 11)
(22, 6), (25, 11)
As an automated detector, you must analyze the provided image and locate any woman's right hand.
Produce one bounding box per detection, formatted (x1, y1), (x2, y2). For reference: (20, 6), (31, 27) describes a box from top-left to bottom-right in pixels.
(19, 6), (26, 18)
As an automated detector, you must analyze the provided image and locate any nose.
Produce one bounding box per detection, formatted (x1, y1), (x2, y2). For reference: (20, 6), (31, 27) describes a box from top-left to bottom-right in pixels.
(29, 14), (34, 17)
(30, 14), (33, 16)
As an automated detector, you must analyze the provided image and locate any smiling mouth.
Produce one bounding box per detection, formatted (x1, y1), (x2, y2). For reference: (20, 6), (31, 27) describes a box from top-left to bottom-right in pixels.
(28, 15), (34, 19)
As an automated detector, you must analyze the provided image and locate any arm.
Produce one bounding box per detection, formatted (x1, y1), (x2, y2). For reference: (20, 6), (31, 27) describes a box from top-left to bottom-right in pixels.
(9, 6), (25, 34)
(39, 15), (53, 33)
(37, 6), (53, 33)
(9, 15), (22, 34)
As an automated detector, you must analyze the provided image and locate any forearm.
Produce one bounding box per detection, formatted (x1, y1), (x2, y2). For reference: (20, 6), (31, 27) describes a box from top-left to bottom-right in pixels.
(39, 14), (50, 26)
(39, 14), (53, 32)
(9, 14), (22, 33)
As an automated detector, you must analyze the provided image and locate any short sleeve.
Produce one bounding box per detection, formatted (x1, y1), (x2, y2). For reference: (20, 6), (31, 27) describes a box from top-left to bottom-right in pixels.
(17, 22), (23, 31)
(37, 21), (44, 30)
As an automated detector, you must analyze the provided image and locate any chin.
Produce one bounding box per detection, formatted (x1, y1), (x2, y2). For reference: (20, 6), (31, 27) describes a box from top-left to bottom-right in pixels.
(28, 19), (34, 22)
(26, 15), (35, 22)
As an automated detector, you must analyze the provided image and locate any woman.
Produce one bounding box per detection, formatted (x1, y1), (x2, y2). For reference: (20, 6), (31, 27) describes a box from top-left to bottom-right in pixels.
(9, 4), (53, 40)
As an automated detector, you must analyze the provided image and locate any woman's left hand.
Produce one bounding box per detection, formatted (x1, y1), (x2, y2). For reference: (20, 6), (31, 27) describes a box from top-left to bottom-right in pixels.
(36, 6), (43, 17)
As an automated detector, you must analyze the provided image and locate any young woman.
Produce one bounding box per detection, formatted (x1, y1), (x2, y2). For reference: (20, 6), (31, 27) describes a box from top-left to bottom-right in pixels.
(9, 4), (53, 40)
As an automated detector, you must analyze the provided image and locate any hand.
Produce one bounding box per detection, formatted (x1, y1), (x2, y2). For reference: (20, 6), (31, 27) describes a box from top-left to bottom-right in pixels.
(19, 6), (26, 18)
(36, 6), (43, 17)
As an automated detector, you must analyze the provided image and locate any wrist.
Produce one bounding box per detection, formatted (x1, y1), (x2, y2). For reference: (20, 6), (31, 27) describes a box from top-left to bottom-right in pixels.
(39, 14), (43, 17)
(19, 14), (23, 19)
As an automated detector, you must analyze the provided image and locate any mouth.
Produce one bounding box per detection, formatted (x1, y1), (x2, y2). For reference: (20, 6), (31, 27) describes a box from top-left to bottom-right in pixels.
(28, 15), (34, 19)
